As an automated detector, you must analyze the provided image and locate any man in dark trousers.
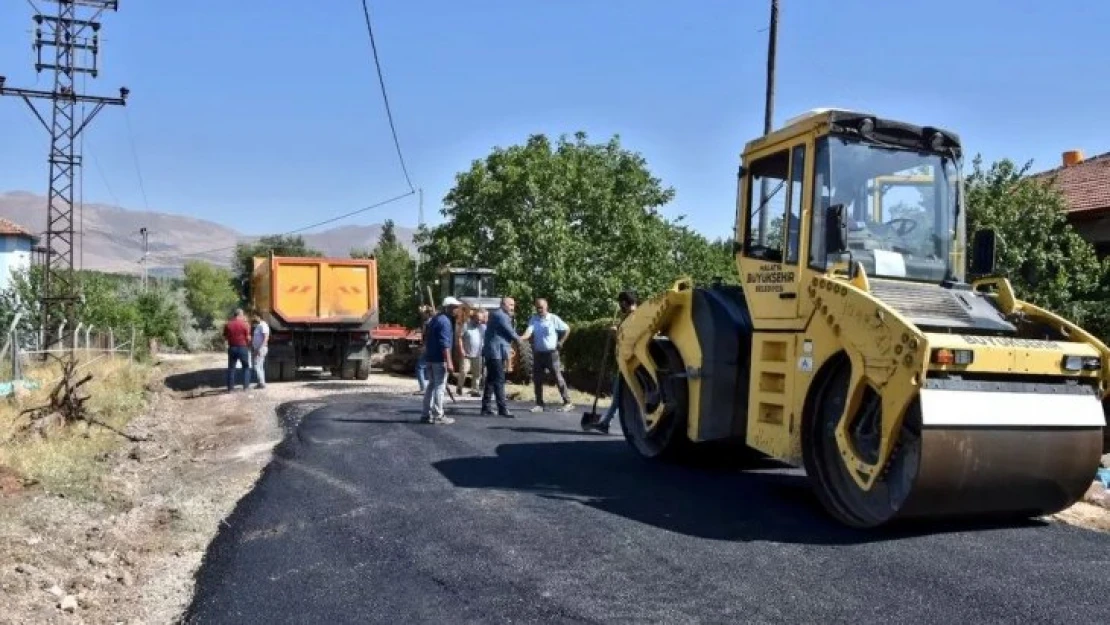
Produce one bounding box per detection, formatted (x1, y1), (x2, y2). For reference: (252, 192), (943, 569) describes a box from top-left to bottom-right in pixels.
(223, 308), (252, 392)
(481, 297), (523, 418)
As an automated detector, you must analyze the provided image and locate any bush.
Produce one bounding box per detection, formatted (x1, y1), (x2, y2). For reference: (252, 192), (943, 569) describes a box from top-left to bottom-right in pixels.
(560, 318), (620, 395)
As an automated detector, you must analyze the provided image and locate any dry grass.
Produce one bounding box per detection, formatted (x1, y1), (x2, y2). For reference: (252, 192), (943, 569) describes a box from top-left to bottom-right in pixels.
(504, 381), (608, 409)
(0, 356), (152, 500)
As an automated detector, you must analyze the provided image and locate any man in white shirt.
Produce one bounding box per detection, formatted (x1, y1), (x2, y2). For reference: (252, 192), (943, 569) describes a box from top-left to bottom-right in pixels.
(456, 310), (486, 397)
(251, 313), (270, 389)
(520, 298), (573, 412)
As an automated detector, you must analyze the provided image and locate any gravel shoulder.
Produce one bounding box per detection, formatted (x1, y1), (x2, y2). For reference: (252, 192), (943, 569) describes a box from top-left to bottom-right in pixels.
(0, 353), (411, 624)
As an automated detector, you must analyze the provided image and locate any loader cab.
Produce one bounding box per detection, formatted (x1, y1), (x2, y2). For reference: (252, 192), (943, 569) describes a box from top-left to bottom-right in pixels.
(736, 109), (965, 329)
(438, 267), (501, 310)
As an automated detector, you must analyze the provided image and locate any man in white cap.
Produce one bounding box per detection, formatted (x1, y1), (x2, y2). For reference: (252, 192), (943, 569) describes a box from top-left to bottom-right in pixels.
(420, 296), (462, 424)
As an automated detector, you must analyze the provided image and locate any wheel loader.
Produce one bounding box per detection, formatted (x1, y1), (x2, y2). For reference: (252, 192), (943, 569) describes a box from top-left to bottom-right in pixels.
(615, 108), (1109, 528)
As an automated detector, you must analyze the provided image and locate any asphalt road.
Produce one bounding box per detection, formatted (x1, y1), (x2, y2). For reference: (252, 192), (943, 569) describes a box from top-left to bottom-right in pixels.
(184, 389), (1110, 624)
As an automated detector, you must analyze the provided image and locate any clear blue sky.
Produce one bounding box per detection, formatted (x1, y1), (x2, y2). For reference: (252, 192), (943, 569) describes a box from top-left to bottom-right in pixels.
(2, 0), (1108, 240)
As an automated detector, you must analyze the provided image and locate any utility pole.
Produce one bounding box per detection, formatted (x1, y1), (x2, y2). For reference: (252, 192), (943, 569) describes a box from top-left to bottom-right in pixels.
(757, 0), (780, 245)
(414, 187), (425, 304)
(138, 227), (150, 289)
(764, 0), (779, 135)
(0, 1), (129, 350)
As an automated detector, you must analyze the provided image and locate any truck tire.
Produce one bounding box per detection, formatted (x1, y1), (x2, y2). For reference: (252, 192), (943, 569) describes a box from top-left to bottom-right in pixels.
(280, 361), (297, 382)
(355, 360), (370, 381)
(509, 341), (534, 385)
(264, 359), (282, 384)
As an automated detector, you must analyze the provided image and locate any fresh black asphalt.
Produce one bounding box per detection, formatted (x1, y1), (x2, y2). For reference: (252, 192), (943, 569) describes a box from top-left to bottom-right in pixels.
(183, 388), (1110, 624)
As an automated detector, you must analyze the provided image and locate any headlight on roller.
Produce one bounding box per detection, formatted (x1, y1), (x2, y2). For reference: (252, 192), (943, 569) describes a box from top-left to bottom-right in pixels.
(1062, 355), (1101, 372)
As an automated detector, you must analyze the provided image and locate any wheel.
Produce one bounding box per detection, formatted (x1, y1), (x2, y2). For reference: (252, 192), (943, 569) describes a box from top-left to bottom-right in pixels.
(802, 357), (921, 528)
(339, 360), (357, 380)
(508, 341), (534, 385)
(374, 341), (394, 356)
(354, 360), (370, 380)
(279, 361), (297, 382)
(264, 359), (281, 384)
(618, 338), (691, 461)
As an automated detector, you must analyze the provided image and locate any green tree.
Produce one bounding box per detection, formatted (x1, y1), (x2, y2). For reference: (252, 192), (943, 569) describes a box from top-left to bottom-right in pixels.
(233, 235), (322, 305)
(352, 220), (416, 325)
(183, 260), (238, 330)
(965, 156), (1110, 340)
(417, 131), (730, 321)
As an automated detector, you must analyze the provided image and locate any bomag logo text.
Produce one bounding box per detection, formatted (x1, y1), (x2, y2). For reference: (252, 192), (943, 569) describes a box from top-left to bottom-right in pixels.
(961, 336), (1060, 349)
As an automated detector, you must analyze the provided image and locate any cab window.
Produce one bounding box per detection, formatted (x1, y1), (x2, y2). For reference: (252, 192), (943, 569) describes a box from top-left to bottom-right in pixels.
(745, 148), (803, 264)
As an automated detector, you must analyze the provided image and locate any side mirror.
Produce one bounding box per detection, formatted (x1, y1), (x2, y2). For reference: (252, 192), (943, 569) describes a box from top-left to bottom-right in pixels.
(824, 204), (848, 255)
(969, 228), (997, 276)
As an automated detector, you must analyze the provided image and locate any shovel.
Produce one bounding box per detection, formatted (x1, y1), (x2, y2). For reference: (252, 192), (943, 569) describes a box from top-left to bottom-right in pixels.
(581, 320), (616, 428)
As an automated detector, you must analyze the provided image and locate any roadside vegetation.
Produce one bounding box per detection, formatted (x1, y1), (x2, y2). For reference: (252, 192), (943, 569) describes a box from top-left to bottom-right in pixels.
(0, 357), (152, 500)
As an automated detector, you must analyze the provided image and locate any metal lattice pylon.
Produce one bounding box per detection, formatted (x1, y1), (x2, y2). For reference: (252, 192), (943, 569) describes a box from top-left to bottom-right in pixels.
(0, 1), (129, 351)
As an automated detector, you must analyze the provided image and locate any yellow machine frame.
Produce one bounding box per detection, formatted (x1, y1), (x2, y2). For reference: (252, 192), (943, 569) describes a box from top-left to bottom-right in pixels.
(615, 109), (1108, 526)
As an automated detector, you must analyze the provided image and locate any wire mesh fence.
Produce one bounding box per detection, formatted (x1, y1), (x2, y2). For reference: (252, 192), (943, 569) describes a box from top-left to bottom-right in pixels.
(1, 312), (141, 387)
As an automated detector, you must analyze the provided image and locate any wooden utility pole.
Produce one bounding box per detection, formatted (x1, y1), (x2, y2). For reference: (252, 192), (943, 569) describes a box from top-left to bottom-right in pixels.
(764, 0), (779, 135)
(757, 0), (780, 244)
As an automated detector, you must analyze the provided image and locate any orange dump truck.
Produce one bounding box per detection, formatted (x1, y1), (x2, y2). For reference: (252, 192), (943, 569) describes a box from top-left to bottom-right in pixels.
(250, 254), (379, 382)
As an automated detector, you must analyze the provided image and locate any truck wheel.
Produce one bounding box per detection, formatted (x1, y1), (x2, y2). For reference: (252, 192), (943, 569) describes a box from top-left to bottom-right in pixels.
(280, 361), (297, 382)
(355, 360), (370, 380)
(264, 360), (281, 384)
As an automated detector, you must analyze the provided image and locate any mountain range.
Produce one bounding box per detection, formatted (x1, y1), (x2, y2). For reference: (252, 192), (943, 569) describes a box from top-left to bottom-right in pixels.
(0, 191), (417, 277)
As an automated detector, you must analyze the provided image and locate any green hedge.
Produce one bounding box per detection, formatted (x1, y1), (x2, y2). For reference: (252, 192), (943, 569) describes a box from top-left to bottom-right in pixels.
(559, 318), (620, 396)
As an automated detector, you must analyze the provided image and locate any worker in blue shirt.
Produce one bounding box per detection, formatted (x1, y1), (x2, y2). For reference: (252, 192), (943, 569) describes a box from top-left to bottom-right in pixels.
(520, 297), (574, 412)
(421, 296), (461, 424)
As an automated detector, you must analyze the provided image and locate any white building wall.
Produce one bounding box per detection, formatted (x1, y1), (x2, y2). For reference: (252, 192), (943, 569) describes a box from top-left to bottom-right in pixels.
(0, 235), (33, 292)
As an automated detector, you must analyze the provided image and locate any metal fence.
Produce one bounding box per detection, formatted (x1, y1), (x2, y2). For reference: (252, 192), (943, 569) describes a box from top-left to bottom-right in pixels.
(1, 311), (139, 385)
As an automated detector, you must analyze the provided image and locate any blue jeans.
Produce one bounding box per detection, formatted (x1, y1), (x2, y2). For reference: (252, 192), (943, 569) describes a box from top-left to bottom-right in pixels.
(416, 353), (428, 391)
(227, 346), (250, 391)
(600, 374), (621, 425)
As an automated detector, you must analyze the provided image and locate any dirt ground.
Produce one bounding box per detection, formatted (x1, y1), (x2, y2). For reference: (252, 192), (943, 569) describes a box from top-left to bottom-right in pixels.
(0, 353), (412, 625)
(0, 353), (1106, 624)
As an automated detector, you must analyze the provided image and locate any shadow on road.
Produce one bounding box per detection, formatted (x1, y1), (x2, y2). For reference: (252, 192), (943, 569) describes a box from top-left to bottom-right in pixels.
(164, 368), (230, 392)
(433, 439), (1047, 546)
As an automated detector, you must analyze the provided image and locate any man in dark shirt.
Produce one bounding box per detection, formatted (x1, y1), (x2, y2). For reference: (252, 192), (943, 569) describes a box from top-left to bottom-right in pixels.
(421, 297), (461, 424)
(481, 297), (523, 418)
(223, 308), (252, 392)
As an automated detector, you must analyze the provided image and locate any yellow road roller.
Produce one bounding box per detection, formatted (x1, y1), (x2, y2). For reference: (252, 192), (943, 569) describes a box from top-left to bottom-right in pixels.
(615, 108), (1109, 528)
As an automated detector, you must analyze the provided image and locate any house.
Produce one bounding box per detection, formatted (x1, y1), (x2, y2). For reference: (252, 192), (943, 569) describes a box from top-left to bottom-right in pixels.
(1032, 150), (1110, 257)
(0, 217), (36, 291)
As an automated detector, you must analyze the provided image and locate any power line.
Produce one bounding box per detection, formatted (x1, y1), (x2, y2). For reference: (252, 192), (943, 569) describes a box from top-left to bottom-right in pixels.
(359, 0), (414, 192)
(148, 189), (416, 263)
(123, 107), (151, 211)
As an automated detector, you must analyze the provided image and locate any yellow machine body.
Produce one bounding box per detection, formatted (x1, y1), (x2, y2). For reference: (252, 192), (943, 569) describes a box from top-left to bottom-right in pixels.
(615, 109), (1108, 528)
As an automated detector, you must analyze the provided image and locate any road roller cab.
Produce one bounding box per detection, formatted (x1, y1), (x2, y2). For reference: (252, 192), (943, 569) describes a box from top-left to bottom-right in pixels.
(614, 108), (1109, 528)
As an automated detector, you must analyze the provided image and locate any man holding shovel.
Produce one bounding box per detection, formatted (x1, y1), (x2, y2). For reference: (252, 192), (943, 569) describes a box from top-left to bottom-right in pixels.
(583, 290), (637, 434)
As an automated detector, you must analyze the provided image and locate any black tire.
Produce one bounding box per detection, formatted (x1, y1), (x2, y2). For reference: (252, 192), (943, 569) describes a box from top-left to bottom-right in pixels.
(280, 361), (297, 382)
(801, 355), (921, 528)
(339, 360), (357, 380)
(355, 360), (370, 380)
(509, 341), (534, 385)
(618, 338), (692, 461)
(264, 359), (281, 384)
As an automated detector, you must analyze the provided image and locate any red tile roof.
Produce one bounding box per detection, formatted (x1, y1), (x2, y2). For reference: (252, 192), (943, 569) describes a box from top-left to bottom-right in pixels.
(1032, 151), (1110, 217)
(0, 217), (35, 239)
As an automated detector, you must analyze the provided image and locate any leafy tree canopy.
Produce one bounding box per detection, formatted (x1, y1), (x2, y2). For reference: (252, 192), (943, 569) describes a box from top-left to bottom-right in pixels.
(352, 220), (417, 326)
(417, 131), (736, 321)
(183, 260), (239, 330)
(965, 156), (1110, 339)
